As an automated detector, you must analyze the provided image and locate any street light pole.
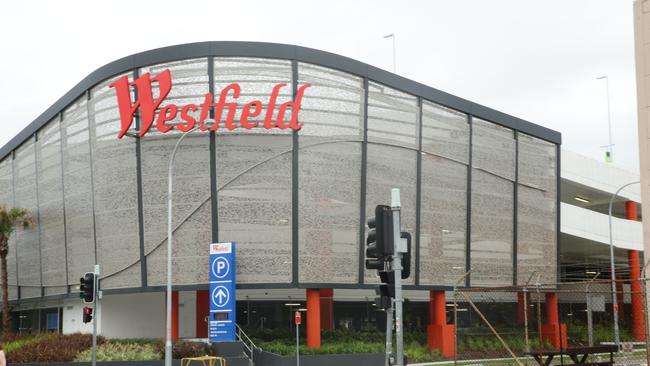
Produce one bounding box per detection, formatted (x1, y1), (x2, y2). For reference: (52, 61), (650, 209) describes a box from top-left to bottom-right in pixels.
(165, 128), (205, 366)
(597, 75), (613, 162)
(384, 34), (396, 73)
(607, 180), (640, 346)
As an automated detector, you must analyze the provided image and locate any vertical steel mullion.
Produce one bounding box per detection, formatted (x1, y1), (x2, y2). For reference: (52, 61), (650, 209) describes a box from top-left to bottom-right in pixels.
(11, 150), (19, 299)
(291, 60), (299, 286)
(133, 68), (148, 288)
(465, 116), (473, 288)
(85, 90), (99, 267)
(358, 78), (369, 284)
(208, 56), (219, 244)
(59, 113), (70, 293)
(414, 97), (423, 286)
(513, 132), (519, 287)
(33, 133), (44, 297)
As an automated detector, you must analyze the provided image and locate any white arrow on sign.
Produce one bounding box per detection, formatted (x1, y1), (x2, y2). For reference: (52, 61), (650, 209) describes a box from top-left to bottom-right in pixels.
(212, 286), (230, 308)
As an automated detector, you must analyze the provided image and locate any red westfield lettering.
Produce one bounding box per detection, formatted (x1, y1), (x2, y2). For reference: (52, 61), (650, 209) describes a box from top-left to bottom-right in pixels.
(110, 69), (311, 139)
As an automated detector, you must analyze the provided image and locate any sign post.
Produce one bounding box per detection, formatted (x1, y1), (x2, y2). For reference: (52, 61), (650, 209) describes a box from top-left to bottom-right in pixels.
(209, 242), (237, 342)
(295, 311), (301, 366)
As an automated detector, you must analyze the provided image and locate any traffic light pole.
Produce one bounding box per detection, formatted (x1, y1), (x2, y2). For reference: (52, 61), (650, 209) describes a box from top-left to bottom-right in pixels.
(385, 299), (393, 366)
(92, 264), (99, 366)
(391, 189), (404, 366)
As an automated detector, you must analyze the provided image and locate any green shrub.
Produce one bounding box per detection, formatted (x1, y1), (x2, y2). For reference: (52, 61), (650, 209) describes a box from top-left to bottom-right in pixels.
(4, 333), (52, 353)
(6, 333), (106, 363)
(75, 342), (161, 361)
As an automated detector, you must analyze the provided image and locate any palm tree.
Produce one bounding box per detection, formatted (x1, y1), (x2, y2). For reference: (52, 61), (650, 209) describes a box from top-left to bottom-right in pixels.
(0, 206), (31, 337)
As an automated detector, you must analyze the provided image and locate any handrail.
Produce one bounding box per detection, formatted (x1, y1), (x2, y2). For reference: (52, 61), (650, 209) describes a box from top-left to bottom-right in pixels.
(236, 324), (260, 365)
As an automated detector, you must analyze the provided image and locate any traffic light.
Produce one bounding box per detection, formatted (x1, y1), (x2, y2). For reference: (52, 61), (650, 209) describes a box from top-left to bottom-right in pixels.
(401, 232), (411, 280)
(79, 272), (95, 304)
(365, 205), (394, 271)
(374, 284), (392, 311)
(82, 306), (93, 323)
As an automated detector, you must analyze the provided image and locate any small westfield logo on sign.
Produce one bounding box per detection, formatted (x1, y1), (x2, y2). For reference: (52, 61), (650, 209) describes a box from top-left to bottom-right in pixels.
(110, 69), (311, 139)
(210, 242), (232, 254)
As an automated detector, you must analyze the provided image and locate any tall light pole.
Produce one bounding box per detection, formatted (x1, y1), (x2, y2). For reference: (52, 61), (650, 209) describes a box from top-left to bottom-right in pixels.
(384, 34), (396, 73)
(597, 75), (613, 163)
(608, 180), (640, 346)
(164, 127), (209, 366)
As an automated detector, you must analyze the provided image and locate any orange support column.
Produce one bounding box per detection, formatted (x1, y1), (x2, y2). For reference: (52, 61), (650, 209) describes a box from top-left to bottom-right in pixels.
(165, 291), (180, 341)
(427, 290), (455, 357)
(307, 289), (321, 348)
(196, 290), (209, 338)
(319, 288), (334, 331)
(627, 201), (645, 341)
(541, 292), (567, 349)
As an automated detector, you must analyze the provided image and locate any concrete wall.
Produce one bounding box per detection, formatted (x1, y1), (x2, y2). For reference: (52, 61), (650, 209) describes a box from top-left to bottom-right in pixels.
(62, 299), (98, 335)
(99, 292), (164, 338)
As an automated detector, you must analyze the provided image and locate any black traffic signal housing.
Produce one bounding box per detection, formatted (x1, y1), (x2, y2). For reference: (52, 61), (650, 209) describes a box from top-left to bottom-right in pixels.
(365, 205), (394, 270)
(374, 284), (392, 311)
(401, 231), (411, 280)
(82, 306), (93, 323)
(79, 272), (95, 304)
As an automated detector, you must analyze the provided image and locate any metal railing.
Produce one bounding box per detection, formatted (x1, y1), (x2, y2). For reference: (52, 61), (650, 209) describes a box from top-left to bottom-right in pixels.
(236, 324), (261, 366)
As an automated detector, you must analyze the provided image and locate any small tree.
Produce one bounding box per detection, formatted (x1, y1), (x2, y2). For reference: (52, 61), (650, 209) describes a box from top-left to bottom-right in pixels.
(0, 206), (31, 337)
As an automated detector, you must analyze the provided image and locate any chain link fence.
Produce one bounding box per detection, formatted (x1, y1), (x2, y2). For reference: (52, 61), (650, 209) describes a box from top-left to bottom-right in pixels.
(450, 277), (650, 365)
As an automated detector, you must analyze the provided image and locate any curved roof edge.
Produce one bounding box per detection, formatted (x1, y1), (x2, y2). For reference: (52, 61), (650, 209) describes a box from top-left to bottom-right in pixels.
(1, 41), (561, 160)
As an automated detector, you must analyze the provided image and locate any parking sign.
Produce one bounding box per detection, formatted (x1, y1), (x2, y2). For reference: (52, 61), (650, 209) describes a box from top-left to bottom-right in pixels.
(209, 242), (236, 342)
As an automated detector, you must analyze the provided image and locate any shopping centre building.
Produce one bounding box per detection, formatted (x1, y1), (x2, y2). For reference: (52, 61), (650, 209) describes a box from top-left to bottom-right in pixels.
(0, 41), (641, 349)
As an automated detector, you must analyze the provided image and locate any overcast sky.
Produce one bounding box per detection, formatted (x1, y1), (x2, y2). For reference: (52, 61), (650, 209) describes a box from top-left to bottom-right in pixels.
(0, 0), (640, 171)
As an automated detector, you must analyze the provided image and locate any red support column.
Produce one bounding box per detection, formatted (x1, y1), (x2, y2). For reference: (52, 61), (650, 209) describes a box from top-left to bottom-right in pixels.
(626, 201), (645, 341)
(196, 290), (209, 338)
(307, 289), (321, 348)
(541, 292), (567, 349)
(319, 288), (334, 331)
(165, 291), (180, 341)
(516, 292), (530, 324)
(427, 290), (455, 357)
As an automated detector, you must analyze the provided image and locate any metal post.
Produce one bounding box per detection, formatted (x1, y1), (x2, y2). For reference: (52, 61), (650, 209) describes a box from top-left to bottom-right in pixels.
(608, 180), (640, 346)
(523, 271), (539, 353)
(165, 128), (204, 366)
(586, 272), (600, 347)
(383, 34), (396, 73)
(391, 188), (404, 366)
(454, 270), (472, 366)
(92, 264), (100, 366)
(296, 321), (299, 366)
(641, 260), (650, 366)
(596, 75), (613, 162)
(385, 299), (393, 366)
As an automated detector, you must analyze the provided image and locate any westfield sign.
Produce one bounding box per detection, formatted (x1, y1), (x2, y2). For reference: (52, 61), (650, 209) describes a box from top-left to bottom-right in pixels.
(110, 69), (311, 139)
